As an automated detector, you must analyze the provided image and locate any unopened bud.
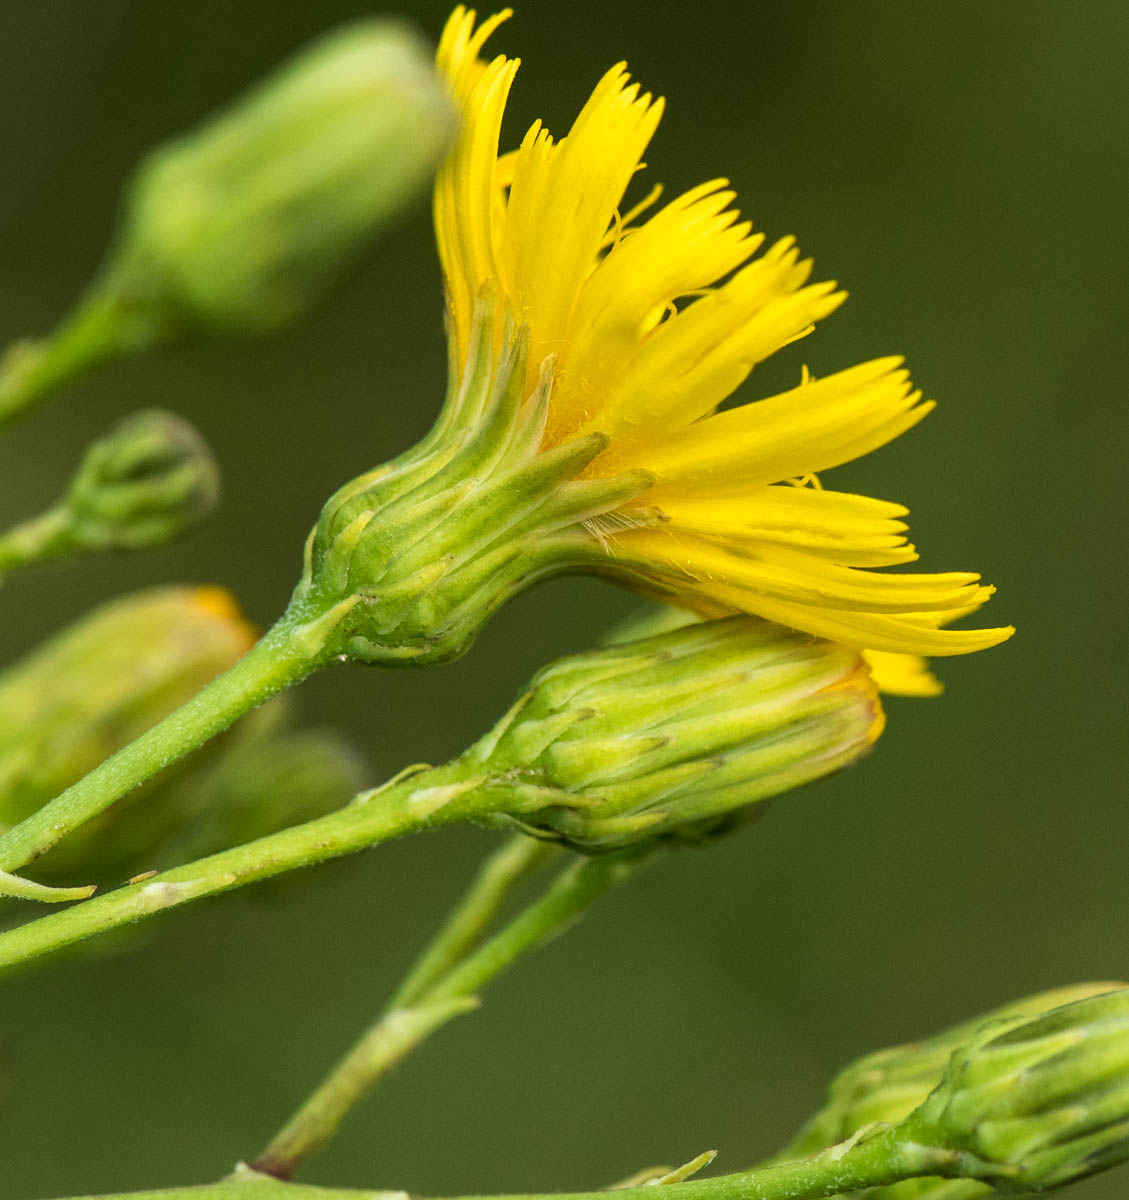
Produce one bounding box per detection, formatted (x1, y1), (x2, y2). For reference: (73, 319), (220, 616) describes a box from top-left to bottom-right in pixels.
(0, 21), (452, 422)
(777, 983), (1123, 1164)
(0, 587), (254, 877)
(905, 986), (1129, 1191)
(116, 18), (452, 336)
(63, 409), (219, 550)
(0, 411), (218, 576)
(467, 615), (883, 852)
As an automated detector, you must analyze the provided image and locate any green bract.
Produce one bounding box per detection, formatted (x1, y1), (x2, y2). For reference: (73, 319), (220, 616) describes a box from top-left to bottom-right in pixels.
(776, 982), (1125, 1164)
(467, 614), (881, 851)
(0, 410), (218, 575)
(291, 310), (650, 667)
(64, 409), (220, 551)
(905, 987), (1129, 1192)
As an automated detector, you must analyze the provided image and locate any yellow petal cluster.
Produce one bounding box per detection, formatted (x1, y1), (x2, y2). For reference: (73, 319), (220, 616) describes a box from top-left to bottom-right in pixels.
(434, 7), (1013, 693)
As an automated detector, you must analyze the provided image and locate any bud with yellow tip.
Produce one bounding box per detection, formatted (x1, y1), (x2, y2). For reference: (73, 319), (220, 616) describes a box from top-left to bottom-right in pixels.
(0, 587), (254, 878)
(466, 615), (883, 852)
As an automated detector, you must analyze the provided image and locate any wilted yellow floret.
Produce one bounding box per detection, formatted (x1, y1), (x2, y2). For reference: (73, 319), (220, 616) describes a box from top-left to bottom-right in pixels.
(434, 8), (1013, 686)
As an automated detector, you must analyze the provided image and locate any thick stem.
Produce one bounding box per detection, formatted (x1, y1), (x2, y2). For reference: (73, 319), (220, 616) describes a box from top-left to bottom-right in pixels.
(439, 1130), (947, 1200)
(253, 847), (630, 1181)
(0, 616), (320, 876)
(48, 1178), (398, 1200)
(0, 760), (498, 975)
(44, 1127), (957, 1200)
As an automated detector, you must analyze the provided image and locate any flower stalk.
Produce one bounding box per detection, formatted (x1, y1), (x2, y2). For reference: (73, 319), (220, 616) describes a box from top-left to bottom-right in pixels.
(39, 1125), (960, 1200)
(0, 614), (877, 965)
(0, 616), (324, 876)
(0, 609), (879, 884)
(253, 839), (627, 1181)
(0, 758), (530, 972)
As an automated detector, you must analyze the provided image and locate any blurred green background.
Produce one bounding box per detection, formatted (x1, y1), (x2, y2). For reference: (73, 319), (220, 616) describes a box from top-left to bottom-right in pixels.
(2, 1), (1128, 1196)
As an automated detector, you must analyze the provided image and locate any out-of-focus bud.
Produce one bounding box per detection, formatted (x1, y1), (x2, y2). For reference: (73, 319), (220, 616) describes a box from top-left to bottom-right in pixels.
(0, 411), (218, 577)
(904, 986), (1129, 1192)
(64, 409), (219, 550)
(776, 983), (1124, 1164)
(117, 19), (452, 334)
(466, 615), (883, 852)
(0, 20), (452, 421)
(162, 724), (368, 862)
(0, 587), (255, 877)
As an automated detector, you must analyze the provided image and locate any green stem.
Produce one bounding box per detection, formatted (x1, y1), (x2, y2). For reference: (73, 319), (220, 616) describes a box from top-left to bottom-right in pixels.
(427, 852), (637, 1003)
(0, 759), (503, 975)
(0, 506), (71, 575)
(50, 1177), (399, 1200)
(0, 614), (324, 876)
(391, 835), (557, 1007)
(252, 846), (630, 1181)
(251, 995), (479, 1182)
(0, 260), (178, 426)
(0, 288), (134, 425)
(443, 1129), (949, 1200)
(45, 1127), (961, 1200)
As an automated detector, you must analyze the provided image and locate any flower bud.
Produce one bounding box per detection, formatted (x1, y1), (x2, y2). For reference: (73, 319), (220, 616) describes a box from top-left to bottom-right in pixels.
(776, 984), (1123, 1164)
(905, 986), (1129, 1192)
(0, 411), (219, 577)
(465, 615), (883, 852)
(0, 587), (254, 877)
(0, 20), (452, 422)
(114, 18), (452, 335)
(62, 409), (220, 551)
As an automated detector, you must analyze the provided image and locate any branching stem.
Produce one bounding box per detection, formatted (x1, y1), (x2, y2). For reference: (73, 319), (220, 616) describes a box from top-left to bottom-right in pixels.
(0, 612), (325, 876)
(253, 841), (625, 1181)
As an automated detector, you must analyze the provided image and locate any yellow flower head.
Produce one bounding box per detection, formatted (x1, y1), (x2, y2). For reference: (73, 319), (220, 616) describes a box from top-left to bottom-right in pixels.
(432, 7), (1012, 693)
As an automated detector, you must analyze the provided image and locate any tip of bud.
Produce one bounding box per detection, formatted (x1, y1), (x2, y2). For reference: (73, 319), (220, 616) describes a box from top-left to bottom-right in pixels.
(190, 587), (258, 652)
(904, 986), (1129, 1192)
(65, 409), (220, 552)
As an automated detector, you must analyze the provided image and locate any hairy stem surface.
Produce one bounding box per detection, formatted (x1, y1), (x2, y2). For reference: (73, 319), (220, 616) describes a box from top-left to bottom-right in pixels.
(47, 1128), (958, 1200)
(0, 761), (509, 974)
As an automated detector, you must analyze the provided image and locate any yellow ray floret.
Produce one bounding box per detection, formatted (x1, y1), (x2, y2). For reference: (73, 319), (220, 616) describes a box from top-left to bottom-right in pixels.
(434, 7), (1014, 674)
